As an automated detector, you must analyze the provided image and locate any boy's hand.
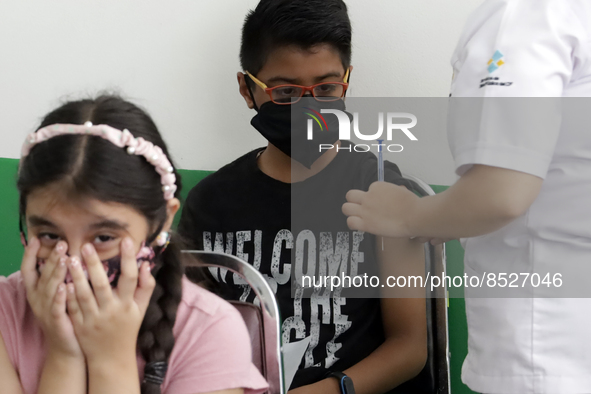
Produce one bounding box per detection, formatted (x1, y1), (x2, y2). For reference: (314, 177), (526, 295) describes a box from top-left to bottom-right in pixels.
(288, 378), (340, 394)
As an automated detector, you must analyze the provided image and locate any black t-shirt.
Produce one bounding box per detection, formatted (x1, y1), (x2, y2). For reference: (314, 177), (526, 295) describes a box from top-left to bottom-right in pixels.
(178, 140), (413, 389)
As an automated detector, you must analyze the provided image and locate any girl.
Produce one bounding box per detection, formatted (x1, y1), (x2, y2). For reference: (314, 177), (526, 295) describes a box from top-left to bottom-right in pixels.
(0, 95), (269, 394)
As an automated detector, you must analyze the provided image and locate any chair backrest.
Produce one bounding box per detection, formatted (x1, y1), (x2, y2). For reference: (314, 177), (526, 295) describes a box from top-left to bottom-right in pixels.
(182, 250), (285, 394)
(229, 300), (266, 375)
(399, 173), (451, 394)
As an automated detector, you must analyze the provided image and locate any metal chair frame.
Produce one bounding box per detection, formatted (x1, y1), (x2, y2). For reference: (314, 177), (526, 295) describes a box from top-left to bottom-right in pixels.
(182, 250), (285, 394)
(403, 173), (451, 394)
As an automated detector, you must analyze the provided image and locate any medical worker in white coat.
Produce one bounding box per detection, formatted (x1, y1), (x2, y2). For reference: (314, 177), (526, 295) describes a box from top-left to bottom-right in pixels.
(342, 0), (591, 393)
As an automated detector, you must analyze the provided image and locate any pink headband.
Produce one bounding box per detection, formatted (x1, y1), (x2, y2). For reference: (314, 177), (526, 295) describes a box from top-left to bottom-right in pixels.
(20, 122), (177, 200)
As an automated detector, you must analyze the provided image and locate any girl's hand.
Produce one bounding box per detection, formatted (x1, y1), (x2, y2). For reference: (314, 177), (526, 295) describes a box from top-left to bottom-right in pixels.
(20, 238), (83, 359)
(66, 237), (155, 364)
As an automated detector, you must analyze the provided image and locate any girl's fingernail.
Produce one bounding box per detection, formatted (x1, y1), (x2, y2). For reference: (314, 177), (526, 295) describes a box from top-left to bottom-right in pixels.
(56, 242), (66, 254)
(57, 283), (65, 293)
(70, 256), (79, 267)
(122, 237), (133, 250)
(82, 243), (93, 256)
(67, 284), (75, 294)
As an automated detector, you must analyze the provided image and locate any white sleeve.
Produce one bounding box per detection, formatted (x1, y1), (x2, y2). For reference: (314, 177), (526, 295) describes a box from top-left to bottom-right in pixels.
(450, 0), (580, 98)
(448, 0), (585, 178)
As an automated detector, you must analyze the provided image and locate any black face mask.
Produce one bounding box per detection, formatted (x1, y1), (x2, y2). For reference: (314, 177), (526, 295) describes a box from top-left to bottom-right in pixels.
(251, 98), (351, 169)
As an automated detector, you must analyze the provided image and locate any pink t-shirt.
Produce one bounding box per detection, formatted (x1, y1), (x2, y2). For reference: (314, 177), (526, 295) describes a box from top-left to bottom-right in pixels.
(0, 272), (269, 394)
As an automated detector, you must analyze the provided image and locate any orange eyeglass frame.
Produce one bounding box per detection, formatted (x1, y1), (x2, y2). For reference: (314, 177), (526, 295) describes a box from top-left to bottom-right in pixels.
(245, 68), (351, 104)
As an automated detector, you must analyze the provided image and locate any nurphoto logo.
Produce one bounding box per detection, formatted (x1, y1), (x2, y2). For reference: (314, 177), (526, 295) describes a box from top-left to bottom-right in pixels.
(306, 109), (418, 153)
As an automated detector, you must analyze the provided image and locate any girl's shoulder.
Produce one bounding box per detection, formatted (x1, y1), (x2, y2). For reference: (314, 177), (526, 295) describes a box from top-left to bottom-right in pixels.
(0, 272), (27, 315)
(179, 276), (237, 315)
(166, 277), (269, 394)
(175, 276), (246, 333)
(0, 271), (24, 290)
(0, 271), (45, 389)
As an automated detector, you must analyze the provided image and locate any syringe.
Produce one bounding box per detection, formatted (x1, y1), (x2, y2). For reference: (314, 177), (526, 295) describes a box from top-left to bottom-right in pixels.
(377, 139), (384, 250)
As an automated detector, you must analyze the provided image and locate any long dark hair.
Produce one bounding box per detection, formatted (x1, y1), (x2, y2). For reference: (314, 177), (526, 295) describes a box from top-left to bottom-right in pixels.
(17, 95), (183, 394)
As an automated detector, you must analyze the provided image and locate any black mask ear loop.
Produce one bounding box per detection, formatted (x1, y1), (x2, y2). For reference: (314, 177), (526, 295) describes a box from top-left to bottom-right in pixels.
(244, 73), (260, 112)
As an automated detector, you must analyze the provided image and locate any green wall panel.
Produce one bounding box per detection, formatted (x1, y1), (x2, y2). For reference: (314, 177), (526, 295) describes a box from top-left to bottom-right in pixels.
(0, 159), (474, 394)
(430, 186), (475, 394)
(174, 169), (213, 227)
(0, 158), (23, 277)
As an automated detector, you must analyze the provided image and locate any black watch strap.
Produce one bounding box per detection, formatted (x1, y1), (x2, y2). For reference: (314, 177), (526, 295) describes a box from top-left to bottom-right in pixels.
(326, 371), (356, 394)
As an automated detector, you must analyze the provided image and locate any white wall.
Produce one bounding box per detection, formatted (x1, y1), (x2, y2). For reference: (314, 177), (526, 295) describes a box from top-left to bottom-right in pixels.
(0, 0), (482, 185)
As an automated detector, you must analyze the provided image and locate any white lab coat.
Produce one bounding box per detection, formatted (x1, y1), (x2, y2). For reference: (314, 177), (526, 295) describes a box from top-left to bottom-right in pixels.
(449, 0), (591, 392)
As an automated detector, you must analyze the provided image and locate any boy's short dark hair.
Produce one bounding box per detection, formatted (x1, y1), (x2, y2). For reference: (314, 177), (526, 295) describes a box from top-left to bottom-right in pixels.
(240, 0), (352, 75)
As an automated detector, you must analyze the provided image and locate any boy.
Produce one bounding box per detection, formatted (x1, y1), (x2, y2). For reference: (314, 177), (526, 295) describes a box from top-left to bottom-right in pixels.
(179, 1), (427, 393)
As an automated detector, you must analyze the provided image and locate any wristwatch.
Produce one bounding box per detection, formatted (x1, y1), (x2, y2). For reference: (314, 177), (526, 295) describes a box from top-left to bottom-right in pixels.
(326, 371), (356, 394)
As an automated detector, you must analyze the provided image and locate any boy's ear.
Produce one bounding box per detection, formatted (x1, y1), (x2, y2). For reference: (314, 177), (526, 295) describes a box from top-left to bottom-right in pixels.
(237, 72), (256, 109)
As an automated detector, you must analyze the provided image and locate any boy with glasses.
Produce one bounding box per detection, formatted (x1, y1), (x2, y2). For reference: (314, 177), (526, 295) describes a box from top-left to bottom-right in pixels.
(179, 1), (427, 393)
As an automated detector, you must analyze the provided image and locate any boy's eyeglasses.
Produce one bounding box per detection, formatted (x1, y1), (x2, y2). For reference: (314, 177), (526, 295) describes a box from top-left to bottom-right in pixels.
(245, 69), (350, 105)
